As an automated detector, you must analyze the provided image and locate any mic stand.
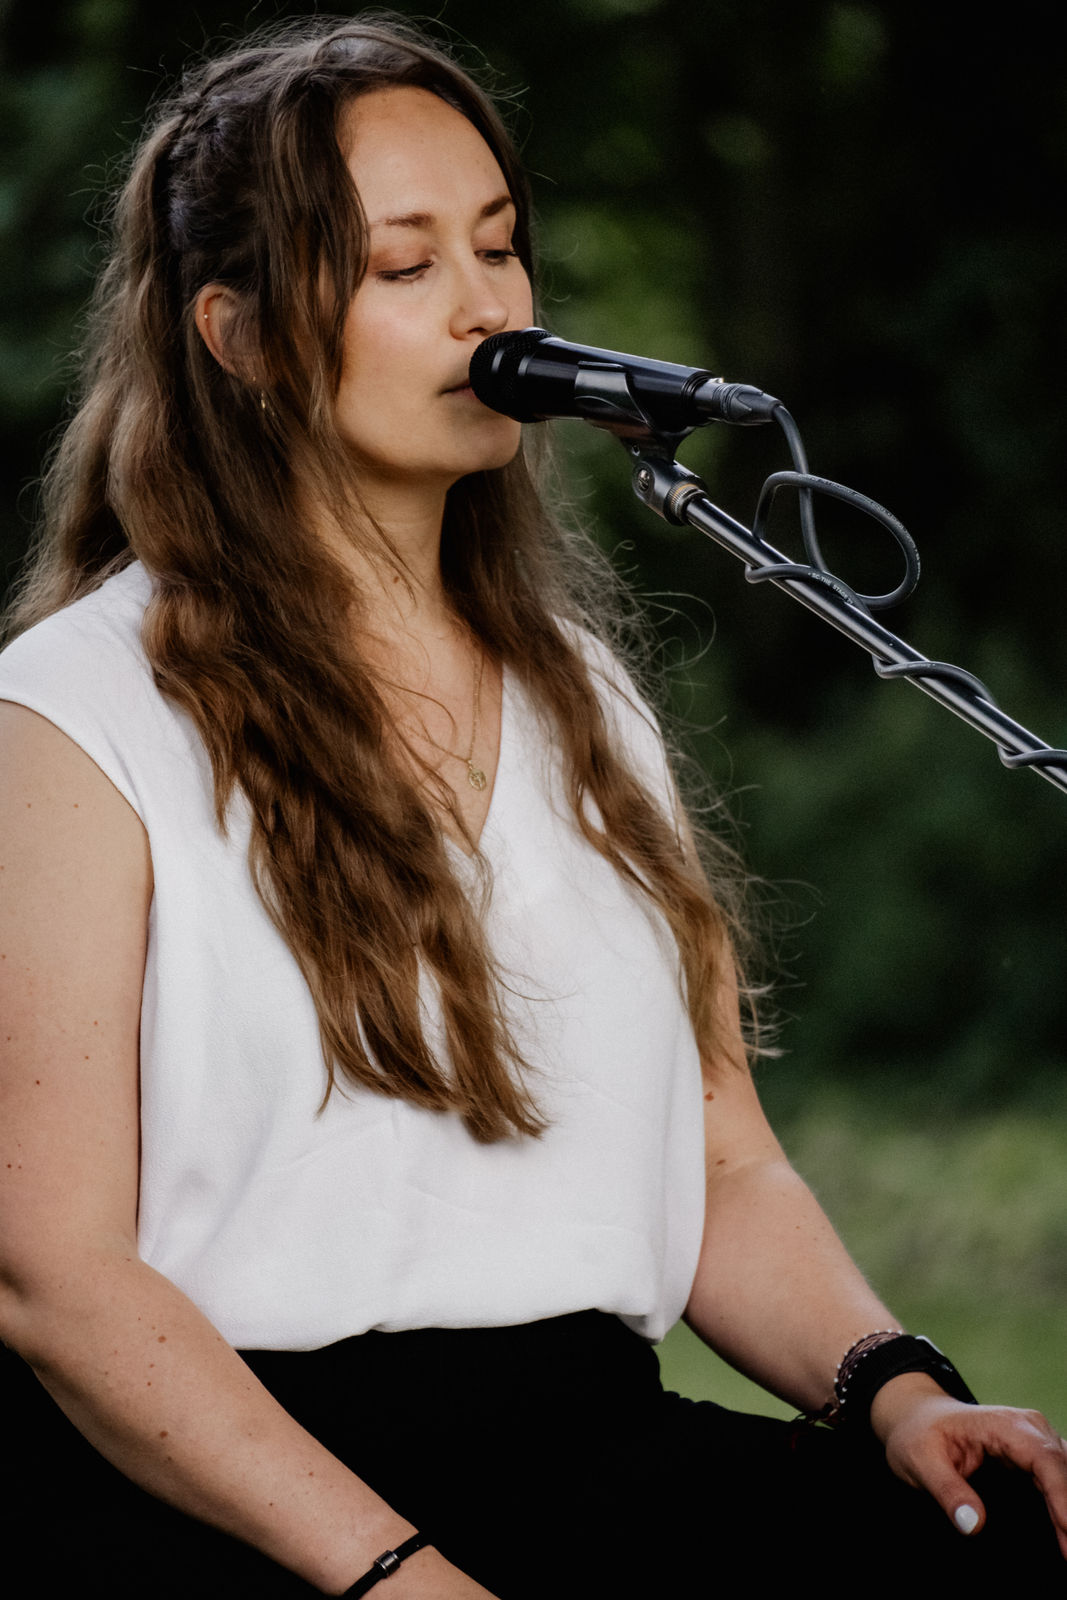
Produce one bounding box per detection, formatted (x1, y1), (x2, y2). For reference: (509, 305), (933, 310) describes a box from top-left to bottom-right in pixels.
(622, 435), (1067, 799)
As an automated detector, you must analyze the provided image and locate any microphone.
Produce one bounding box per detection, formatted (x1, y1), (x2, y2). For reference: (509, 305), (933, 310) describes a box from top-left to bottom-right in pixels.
(468, 327), (779, 434)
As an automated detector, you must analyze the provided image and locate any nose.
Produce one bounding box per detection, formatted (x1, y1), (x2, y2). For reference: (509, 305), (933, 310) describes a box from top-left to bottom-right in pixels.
(449, 255), (512, 340)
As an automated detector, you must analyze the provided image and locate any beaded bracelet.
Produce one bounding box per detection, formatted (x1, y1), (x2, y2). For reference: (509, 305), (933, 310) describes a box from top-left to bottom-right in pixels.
(341, 1532), (431, 1598)
(832, 1328), (906, 1423)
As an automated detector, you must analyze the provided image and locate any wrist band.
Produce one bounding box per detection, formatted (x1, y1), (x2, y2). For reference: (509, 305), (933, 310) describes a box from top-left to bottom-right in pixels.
(837, 1332), (977, 1426)
(803, 1330), (977, 1429)
(341, 1532), (430, 1597)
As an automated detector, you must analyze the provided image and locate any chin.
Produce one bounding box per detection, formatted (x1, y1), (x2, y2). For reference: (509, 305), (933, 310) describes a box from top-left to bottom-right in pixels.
(475, 418), (524, 472)
(443, 443), (521, 490)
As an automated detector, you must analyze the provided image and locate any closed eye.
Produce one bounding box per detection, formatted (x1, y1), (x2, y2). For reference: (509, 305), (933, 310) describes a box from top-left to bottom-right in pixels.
(376, 260), (433, 282)
(376, 248), (519, 283)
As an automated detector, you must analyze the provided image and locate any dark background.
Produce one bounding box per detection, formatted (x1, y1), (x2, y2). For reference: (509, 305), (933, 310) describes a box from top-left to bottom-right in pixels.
(2, 0), (1065, 1123)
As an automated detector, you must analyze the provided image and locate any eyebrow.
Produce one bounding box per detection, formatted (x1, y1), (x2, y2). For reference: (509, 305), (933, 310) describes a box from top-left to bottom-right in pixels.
(371, 194), (515, 231)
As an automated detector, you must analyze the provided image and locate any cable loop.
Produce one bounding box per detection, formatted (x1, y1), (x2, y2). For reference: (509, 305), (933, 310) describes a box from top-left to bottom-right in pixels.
(999, 747), (1067, 770)
(874, 659), (995, 700)
(745, 561), (868, 610)
(754, 450), (920, 610)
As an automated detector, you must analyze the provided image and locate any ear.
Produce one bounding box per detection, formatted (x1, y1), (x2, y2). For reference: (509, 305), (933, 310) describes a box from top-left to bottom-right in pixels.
(194, 283), (244, 374)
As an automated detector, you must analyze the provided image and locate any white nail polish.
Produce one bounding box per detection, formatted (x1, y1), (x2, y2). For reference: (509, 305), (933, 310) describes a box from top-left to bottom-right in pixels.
(954, 1504), (980, 1535)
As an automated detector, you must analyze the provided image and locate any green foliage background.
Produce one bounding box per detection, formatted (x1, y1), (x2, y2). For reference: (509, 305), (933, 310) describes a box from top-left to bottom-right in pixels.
(1, 0), (1064, 1413)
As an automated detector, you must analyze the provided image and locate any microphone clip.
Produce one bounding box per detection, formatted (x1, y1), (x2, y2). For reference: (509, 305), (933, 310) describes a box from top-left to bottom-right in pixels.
(570, 362), (698, 449)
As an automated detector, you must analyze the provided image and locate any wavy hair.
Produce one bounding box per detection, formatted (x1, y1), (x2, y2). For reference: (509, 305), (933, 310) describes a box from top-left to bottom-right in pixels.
(4, 14), (752, 1140)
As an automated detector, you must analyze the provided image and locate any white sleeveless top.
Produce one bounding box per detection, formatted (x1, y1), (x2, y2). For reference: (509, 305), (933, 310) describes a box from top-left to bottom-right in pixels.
(0, 564), (706, 1350)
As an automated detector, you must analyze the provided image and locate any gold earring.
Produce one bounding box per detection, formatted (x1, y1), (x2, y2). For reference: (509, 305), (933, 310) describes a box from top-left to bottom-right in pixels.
(253, 376), (275, 420)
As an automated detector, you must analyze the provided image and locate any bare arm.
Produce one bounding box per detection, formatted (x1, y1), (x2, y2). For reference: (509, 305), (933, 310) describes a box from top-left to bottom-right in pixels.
(684, 960), (1067, 1555)
(0, 703), (494, 1598)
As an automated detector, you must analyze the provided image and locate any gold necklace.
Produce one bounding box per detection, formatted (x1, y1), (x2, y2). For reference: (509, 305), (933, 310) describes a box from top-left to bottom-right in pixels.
(459, 640), (487, 791)
(413, 634), (487, 791)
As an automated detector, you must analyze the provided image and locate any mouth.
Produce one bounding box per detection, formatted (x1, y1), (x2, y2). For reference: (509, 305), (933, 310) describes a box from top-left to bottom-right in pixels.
(443, 379), (476, 396)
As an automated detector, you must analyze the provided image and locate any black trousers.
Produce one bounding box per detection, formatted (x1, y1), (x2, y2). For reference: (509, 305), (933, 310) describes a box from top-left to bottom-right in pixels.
(4, 1312), (1060, 1595)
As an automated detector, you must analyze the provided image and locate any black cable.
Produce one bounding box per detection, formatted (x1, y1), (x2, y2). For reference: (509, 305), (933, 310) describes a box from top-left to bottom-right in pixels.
(751, 408), (921, 611)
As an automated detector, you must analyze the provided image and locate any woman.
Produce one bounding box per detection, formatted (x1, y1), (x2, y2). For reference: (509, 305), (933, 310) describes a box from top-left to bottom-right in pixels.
(0, 16), (1063, 1597)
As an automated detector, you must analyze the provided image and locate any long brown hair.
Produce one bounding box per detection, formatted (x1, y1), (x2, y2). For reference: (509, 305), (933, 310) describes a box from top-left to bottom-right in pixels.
(5, 14), (751, 1140)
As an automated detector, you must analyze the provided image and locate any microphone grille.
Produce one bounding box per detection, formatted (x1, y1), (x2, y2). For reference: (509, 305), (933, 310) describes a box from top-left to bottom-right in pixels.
(469, 326), (550, 415)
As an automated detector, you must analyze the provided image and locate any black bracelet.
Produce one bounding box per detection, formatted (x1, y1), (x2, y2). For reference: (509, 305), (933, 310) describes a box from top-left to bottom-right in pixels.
(838, 1333), (978, 1427)
(341, 1532), (430, 1598)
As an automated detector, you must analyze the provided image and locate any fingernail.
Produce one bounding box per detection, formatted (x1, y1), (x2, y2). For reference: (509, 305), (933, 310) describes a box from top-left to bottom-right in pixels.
(954, 1505), (980, 1535)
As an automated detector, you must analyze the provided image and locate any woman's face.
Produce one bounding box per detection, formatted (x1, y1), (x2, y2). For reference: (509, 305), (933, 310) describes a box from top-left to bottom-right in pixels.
(335, 86), (533, 503)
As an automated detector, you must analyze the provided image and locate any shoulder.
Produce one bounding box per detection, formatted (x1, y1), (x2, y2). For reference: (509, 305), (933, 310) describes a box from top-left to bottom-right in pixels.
(559, 620), (677, 811)
(0, 569), (154, 965)
(0, 563), (163, 820)
(0, 563), (154, 717)
(0, 562), (153, 691)
(560, 620), (658, 717)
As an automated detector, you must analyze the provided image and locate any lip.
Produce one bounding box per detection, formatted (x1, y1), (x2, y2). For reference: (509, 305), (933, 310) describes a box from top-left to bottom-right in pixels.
(442, 380), (476, 396)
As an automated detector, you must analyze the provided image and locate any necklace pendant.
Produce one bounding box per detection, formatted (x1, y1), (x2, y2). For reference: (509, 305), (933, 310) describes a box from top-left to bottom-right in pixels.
(467, 762), (487, 792)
